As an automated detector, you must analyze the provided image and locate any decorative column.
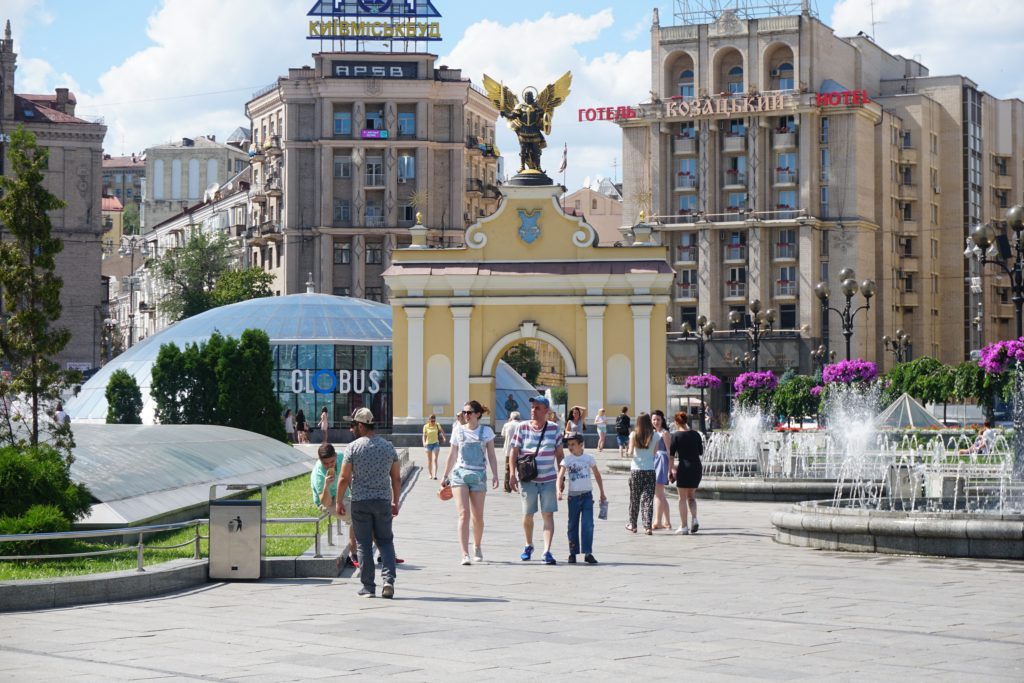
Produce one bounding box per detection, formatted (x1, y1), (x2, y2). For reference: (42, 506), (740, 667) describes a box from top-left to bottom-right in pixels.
(451, 306), (473, 407)
(631, 304), (653, 413)
(584, 305), (606, 418)
(352, 234), (366, 298)
(405, 306), (427, 420)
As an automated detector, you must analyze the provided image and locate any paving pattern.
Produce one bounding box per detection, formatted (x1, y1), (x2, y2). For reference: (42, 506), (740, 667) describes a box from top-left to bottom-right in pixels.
(2, 447), (1023, 681)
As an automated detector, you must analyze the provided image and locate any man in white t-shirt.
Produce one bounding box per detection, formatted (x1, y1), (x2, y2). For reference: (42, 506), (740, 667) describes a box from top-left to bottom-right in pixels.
(500, 411), (521, 493)
(557, 432), (606, 564)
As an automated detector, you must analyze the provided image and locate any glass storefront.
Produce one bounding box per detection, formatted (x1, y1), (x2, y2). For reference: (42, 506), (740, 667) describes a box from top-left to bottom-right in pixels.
(273, 343), (392, 429)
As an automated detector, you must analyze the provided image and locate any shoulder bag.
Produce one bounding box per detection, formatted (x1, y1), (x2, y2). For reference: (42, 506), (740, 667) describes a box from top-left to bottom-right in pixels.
(516, 422), (548, 483)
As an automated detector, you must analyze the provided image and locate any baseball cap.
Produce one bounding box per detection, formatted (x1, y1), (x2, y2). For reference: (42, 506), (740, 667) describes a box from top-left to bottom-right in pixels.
(529, 395), (550, 407)
(564, 432), (584, 443)
(351, 407), (375, 425)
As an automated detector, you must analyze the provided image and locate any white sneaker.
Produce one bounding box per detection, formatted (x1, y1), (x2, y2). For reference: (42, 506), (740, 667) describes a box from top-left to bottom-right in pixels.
(473, 549), (484, 563)
(675, 526), (690, 535)
(461, 555), (472, 566)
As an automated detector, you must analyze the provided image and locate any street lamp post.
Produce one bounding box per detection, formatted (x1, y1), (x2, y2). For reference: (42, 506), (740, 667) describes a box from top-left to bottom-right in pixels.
(814, 268), (877, 360)
(967, 204), (1024, 338)
(728, 299), (775, 372)
(680, 315), (716, 434)
(882, 329), (910, 363)
(118, 236), (150, 348)
(811, 344), (835, 372)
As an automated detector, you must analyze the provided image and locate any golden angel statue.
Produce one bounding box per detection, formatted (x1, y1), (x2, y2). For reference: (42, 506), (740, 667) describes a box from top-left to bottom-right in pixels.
(483, 72), (572, 178)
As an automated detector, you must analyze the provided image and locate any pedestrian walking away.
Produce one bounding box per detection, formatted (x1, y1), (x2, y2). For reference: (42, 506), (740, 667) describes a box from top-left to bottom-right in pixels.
(440, 400), (499, 565)
(508, 395), (564, 565)
(557, 431), (606, 564)
(422, 414), (446, 480)
(500, 410), (522, 493)
(615, 407), (631, 458)
(670, 411), (704, 534)
(626, 413), (658, 534)
(317, 407), (329, 443)
(650, 410), (674, 531)
(295, 409), (310, 444)
(335, 408), (401, 599)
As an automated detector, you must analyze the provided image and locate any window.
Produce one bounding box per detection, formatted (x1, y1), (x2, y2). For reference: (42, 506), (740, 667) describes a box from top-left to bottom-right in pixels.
(574, 200), (581, 210)
(900, 166), (913, 186)
(678, 121), (696, 139)
(398, 154), (415, 181)
(775, 62), (794, 90)
(398, 112), (416, 137)
(399, 205), (416, 223)
(931, 239), (939, 258)
(902, 273), (914, 292)
(366, 200), (383, 227)
(779, 304), (797, 329)
(726, 192), (747, 211)
(820, 149), (830, 182)
(678, 195), (697, 214)
(776, 228), (796, 259)
(677, 232), (698, 262)
(930, 133), (938, 155)
(333, 286), (350, 296)
(727, 119), (745, 137)
(901, 130), (912, 148)
(677, 269), (698, 298)
(334, 155), (352, 178)
(902, 236), (914, 257)
(678, 157), (698, 176)
(333, 199), (351, 223)
(591, 198), (598, 210)
(678, 69), (695, 98)
(680, 306), (698, 330)
(333, 111), (352, 136)
(726, 267), (747, 297)
(996, 189), (1009, 208)
(365, 110), (384, 131)
(820, 230), (830, 258)
(724, 156), (746, 185)
(776, 190), (797, 210)
(365, 286), (384, 302)
(902, 202), (913, 221)
(727, 65), (744, 94)
(725, 231), (747, 260)
(366, 244), (383, 265)
(777, 266), (797, 296)
(819, 117), (829, 144)
(365, 156), (384, 186)
(820, 186), (830, 218)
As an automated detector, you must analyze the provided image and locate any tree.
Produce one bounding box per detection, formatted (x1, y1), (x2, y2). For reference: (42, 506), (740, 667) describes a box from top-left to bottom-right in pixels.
(105, 369), (143, 424)
(502, 343), (541, 386)
(216, 330), (286, 440)
(550, 386), (568, 407)
(0, 126), (74, 449)
(157, 230), (232, 321)
(211, 268), (274, 308)
(952, 361), (1003, 422)
(772, 375), (819, 424)
(881, 357), (951, 407)
(151, 343), (186, 424)
(122, 201), (140, 236)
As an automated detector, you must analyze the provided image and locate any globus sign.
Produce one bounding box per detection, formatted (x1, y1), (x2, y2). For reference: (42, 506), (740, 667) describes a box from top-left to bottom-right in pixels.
(291, 369), (383, 395)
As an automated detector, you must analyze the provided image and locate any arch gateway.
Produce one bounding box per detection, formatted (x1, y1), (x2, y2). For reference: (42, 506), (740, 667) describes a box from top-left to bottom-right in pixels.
(384, 184), (673, 433)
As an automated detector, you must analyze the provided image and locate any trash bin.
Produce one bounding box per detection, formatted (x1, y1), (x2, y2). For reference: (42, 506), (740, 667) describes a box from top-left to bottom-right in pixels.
(209, 484), (265, 580)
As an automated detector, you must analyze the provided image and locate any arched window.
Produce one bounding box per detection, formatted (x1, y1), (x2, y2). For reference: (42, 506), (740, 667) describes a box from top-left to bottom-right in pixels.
(678, 69), (694, 98)
(728, 65), (744, 94)
(775, 61), (794, 90)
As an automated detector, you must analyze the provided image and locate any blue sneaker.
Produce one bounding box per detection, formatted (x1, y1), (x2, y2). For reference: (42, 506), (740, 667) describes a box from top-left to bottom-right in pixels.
(543, 551), (557, 565)
(520, 545), (534, 561)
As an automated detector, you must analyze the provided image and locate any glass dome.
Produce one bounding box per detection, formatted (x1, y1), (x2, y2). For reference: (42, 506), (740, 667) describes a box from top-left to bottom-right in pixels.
(68, 294), (392, 423)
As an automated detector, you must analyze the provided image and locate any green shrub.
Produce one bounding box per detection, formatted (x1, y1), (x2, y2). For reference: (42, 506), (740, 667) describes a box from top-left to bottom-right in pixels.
(0, 504), (71, 555)
(105, 369), (143, 424)
(0, 445), (92, 521)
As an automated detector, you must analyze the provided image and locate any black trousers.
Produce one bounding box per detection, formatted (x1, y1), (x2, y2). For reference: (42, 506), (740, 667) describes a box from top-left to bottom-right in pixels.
(628, 470), (656, 530)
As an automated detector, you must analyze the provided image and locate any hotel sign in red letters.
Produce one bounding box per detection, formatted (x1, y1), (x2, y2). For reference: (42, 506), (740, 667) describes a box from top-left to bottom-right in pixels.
(816, 90), (871, 107)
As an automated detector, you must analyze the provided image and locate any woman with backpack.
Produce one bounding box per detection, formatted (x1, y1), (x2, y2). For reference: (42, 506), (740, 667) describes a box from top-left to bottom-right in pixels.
(625, 412), (658, 535)
(440, 400), (499, 566)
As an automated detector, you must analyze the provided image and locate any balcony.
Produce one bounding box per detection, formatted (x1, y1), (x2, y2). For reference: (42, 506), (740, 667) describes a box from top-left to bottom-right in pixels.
(773, 132), (797, 150)
(266, 177), (282, 197)
(365, 216), (385, 228)
(264, 135), (282, 156)
(723, 135), (746, 153)
(898, 183), (916, 199)
(725, 281), (747, 298)
(774, 170), (797, 185)
(774, 243), (797, 260)
(249, 149), (265, 164)
(673, 137), (697, 155)
(723, 171), (747, 188)
(483, 183), (501, 199)
(675, 174), (697, 190)
(899, 147), (918, 164)
(775, 280), (798, 297)
(365, 172), (384, 187)
(676, 283), (698, 299)
(898, 289), (920, 307)
(724, 245), (747, 262)
(466, 178), (484, 194)
(248, 184), (267, 203)
(774, 206), (799, 220)
(676, 245), (698, 263)
(899, 254), (920, 272)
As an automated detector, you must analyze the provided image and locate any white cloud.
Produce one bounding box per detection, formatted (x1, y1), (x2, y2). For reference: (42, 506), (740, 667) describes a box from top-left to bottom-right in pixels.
(831, 0), (1024, 99)
(16, 56), (78, 95)
(443, 10), (650, 192)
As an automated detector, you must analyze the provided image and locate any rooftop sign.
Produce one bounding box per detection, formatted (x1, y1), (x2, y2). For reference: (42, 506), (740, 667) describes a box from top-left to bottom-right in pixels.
(307, 0), (443, 42)
(661, 93), (791, 119)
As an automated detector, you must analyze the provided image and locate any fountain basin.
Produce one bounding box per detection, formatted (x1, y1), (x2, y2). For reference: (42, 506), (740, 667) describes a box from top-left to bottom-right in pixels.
(699, 477), (864, 502)
(772, 500), (1024, 559)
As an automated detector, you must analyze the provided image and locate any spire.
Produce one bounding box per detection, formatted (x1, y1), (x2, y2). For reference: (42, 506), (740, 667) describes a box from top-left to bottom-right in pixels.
(4, 20), (10, 41)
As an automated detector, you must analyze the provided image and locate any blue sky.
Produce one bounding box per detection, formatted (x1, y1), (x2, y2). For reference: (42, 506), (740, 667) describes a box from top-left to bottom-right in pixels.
(6, 0), (1022, 190)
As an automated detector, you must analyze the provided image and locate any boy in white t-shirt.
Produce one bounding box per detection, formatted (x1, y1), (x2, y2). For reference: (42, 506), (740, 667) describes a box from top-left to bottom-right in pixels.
(556, 432), (607, 564)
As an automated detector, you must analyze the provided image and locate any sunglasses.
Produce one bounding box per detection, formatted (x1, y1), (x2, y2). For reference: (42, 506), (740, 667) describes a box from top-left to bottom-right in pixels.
(460, 410), (479, 416)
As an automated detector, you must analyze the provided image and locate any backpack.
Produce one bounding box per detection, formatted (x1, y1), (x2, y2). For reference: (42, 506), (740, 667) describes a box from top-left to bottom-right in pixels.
(615, 414), (630, 435)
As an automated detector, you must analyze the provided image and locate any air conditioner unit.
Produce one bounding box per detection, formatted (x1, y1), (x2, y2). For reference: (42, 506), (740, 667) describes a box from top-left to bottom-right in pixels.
(398, 178), (407, 184)
(770, 69), (779, 78)
(933, 185), (940, 194)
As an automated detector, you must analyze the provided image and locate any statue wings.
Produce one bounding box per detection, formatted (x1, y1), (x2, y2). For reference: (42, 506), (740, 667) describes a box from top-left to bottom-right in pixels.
(536, 71), (572, 134)
(482, 74), (518, 117)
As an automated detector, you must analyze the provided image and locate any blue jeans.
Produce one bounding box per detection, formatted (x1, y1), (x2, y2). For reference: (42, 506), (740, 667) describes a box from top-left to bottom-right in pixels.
(566, 491), (594, 555)
(351, 499), (396, 592)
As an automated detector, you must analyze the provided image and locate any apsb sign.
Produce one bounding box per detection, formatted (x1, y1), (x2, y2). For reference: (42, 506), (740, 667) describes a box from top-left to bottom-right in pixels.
(307, 0), (443, 42)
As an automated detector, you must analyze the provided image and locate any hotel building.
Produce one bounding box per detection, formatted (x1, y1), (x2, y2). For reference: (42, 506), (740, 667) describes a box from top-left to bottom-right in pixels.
(620, 3), (1024, 406)
(245, 51), (501, 301)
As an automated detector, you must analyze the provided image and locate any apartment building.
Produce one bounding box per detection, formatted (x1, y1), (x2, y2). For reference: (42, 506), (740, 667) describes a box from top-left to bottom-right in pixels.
(245, 51), (500, 301)
(102, 153), (144, 207)
(620, 3), (1023, 398)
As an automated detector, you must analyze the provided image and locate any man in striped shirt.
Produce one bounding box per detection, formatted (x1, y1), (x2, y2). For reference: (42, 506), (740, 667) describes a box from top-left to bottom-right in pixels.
(508, 395), (565, 565)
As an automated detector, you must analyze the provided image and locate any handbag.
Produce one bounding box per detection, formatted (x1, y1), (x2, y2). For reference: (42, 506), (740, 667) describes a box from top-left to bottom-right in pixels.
(437, 483), (453, 501)
(516, 422), (548, 483)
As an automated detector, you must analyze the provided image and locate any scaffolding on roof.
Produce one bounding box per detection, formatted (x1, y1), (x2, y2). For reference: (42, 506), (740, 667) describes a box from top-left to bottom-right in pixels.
(673, 0), (817, 25)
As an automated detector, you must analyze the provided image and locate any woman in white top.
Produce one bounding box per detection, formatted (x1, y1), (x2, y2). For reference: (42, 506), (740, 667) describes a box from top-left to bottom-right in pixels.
(317, 407), (329, 442)
(594, 408), (608, 452)
(441, 400), (499, 565)
(283, 409), (296, 442)
(564, 405), (587, 437)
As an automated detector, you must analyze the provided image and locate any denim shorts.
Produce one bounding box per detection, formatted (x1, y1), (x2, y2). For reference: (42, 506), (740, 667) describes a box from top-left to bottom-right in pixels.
(451, 467), (487, 493)
(520, 480), (558, 515)
(616, 434), (629, 448)
(425, 443), (440, 453)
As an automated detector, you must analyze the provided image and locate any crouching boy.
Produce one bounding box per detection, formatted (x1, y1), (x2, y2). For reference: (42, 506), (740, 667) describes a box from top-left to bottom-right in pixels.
(556, 432), (607, 564)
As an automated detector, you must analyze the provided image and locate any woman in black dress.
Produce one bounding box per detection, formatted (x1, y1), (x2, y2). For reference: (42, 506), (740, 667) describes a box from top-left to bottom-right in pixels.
(670, 411), (703, 534)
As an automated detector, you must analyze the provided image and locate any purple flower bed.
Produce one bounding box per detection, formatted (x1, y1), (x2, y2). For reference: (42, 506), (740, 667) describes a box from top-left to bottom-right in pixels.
(733, 371), (777, 394)
(978, 337), (1024, 374)
(685, 373), (722, 389)
(822, 359), (877, 384)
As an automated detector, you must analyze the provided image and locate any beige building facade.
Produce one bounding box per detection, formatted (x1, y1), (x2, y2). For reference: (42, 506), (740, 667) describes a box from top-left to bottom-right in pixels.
(562, 179), (624, 245)
(102, 153), (144, 207)
(244, 51), (500, 302)
(1, 21), (107, 369)
(621, 6), (1024, 402)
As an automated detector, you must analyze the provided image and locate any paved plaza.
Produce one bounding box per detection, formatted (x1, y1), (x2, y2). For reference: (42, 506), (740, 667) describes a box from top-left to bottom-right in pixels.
(1, 447), (1023, 681)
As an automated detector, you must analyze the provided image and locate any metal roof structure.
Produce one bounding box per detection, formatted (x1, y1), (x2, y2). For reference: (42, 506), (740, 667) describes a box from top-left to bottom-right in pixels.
(70, 424), (311, 527)
(875, 393), (944, 430)
(67, 294), (392, 423)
